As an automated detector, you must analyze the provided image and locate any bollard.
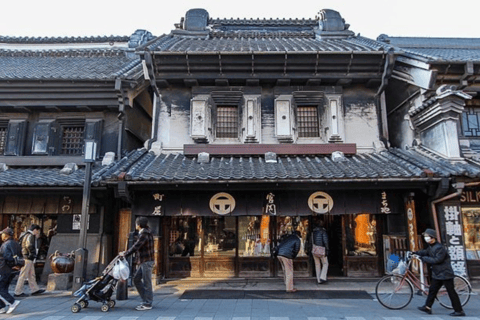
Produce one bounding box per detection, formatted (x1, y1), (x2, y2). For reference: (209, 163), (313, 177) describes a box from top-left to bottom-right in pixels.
(116, 278), (128, 300)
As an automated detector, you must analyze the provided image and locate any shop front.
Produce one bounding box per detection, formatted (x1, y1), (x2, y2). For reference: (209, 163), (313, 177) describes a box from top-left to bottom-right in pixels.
(132, 188), (404, 279)
(459, 189), (480, 278)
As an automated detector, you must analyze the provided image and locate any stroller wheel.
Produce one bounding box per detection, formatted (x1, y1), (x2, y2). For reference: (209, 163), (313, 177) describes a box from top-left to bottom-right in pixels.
(107, 300), (115, 308)
(71, 303), (81, 313)
(101, 304), (110, 312)
(79, 300), (89, 308)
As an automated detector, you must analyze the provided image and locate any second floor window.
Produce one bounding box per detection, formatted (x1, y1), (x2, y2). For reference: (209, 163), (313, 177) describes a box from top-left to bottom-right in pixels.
(462, 107), (480, 137)
(0, 125), (7, 155)
(61, 125), (85, 155)
(297, 106), (319, 138)
(216, 105), (238, 138)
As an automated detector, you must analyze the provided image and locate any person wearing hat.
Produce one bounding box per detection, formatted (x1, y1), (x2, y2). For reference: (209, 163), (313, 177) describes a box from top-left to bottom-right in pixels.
(14, 224), (45, 297)
(0, 227), (21, 314)
(414, 228), (466, 317)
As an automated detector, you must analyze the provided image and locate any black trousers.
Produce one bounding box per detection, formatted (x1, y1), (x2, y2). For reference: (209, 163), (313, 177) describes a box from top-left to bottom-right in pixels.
(425, 278), (463, 312)
(0, 271), (15, 308)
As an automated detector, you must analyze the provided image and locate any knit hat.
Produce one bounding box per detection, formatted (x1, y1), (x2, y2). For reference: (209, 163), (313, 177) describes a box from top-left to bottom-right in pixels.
(422, 228), (437, 239)
(29, 224), (40, 231)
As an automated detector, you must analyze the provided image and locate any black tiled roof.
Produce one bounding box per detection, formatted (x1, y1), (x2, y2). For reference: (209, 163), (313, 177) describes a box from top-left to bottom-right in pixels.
(0, 165), (106, 187)
(0, 50), (140, 80)
(97, 147), (480, 185)
(377, 35), (480, 62)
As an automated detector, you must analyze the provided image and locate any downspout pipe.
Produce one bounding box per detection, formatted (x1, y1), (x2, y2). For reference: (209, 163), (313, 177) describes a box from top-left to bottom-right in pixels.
(375, 48), (395, 97)
(431, 181), (480, 242)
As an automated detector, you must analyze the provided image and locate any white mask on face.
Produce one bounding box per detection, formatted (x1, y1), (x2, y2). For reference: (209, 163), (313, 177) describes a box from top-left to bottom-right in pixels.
(424, 236), (432, 242)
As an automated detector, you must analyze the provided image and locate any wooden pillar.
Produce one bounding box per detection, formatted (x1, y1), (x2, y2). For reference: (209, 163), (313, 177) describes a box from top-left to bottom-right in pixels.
(153, 236), (162, 284)
(405, 195), (419, 272)
(117, 208), (131, 252)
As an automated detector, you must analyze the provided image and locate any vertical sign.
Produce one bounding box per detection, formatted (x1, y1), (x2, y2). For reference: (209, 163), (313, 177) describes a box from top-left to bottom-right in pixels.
(405, 198), (419, 272)
(405, 198), (418, 252)
(264, 192), (276, 215)
(443, 204), (467, 276)
(380, 191), (391, 214)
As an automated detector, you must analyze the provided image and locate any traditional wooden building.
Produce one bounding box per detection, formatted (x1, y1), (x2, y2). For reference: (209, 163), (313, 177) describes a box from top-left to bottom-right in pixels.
(100, 9), (480, 281)
(378, 35), (480, 278)
(0, 31), (155, 280)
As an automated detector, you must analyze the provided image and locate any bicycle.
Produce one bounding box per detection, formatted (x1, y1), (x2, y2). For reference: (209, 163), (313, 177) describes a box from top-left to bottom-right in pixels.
(375, 251), (472, 310)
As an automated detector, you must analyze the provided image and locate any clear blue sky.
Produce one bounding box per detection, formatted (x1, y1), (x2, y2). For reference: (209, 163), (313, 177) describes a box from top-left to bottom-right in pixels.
(1, 0), (479, 39)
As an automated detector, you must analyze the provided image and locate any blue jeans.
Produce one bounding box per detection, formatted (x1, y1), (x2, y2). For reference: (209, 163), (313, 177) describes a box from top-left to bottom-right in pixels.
(133, 261), (154, 306)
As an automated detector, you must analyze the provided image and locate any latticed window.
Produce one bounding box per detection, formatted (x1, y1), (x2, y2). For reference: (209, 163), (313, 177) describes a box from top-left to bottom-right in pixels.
(0, 126), (7, 155)
(216, 105), (238, 138)
(61, 125), (85, 155)
(297, 106), (319, 137)
(462, 108), (480, 137)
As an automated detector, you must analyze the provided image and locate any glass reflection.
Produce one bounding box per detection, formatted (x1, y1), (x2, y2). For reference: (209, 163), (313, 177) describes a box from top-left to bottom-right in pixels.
(345, 213), (377, 256)
(203, 216), (236, 257)
(168, 217), (200, 257)
(239, 216), (271, 256)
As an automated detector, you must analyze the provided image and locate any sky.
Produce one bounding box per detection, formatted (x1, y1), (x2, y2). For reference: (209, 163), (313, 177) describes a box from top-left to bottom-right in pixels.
(1, 0), (479, 40)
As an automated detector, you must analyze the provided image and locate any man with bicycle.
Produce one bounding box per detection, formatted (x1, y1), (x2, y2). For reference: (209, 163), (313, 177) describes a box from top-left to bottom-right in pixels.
(414, 228), (465, 317)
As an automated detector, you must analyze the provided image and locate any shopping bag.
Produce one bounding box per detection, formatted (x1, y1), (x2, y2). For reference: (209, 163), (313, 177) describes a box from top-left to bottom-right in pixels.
(312, 244), (326, 257)
(112, 258), (130, 280)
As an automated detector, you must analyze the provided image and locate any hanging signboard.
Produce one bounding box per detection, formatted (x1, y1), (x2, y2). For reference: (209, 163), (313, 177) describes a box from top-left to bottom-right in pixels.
(441, 204), (467, 276)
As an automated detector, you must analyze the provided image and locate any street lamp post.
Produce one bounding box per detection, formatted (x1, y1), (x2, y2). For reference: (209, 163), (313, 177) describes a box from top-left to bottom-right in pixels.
(72, 139), (97, 293)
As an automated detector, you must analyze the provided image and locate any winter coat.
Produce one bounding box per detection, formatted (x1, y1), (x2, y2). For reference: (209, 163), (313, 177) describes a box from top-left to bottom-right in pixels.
(0, 239), (17, 274)
(416, 241), (454, 280)
(312, 227), (329, 253)
(21, 231), (38, 261)
(277, 234), (301, 259)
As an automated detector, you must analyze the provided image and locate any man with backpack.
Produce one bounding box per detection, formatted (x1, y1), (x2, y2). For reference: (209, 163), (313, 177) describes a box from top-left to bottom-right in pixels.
(0, 227), (21, 314)
(14, 224), (45, 297)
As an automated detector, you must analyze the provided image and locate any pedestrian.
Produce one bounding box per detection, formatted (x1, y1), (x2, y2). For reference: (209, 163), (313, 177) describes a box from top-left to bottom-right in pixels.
(415, 228), (466, 317)
(119, 217), (154, 311)
(276, 230), (301, 292)
(0, 227), (21, 314)
(311, 220), (329, 284)
(14, 224), (45, 297)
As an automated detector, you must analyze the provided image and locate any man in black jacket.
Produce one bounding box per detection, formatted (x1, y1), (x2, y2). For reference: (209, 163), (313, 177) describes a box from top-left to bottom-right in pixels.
(14, 224), (45, 297)
(276, 230), (301, 292)
(415, 228), (465, 317)
(0, 228), (21, 314)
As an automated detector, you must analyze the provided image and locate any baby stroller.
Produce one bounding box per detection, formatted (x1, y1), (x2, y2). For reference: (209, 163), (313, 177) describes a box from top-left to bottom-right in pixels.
(71, 255), (129, 313)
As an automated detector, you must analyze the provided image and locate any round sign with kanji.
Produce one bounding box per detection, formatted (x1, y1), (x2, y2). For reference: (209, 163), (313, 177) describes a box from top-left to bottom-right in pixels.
(210, 192), (236, 215)
(308, 191), (334, 214)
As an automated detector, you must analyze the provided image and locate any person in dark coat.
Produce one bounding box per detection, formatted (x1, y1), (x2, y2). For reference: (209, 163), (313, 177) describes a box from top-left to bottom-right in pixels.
(415, 228), (465, 317)
(276, 230), (301, 292)
(311, 220), (329, 284)
(0, 228), (21, 314)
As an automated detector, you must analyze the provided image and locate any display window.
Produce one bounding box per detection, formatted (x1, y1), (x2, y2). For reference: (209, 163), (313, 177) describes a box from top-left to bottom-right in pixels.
(345, 213), (377, 256)
(276, 216), (309, 257)
(167, 217), (201, 257)
(239, 216), (271, 256)
(203, 216), (236, 257)
(461, 207), (480, 260)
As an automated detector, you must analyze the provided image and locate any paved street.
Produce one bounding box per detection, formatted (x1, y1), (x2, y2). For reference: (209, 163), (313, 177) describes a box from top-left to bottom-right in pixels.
(1, 279), (479, 320)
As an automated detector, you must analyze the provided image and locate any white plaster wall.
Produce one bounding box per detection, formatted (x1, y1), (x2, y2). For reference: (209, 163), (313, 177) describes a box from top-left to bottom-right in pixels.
(157, 100), (193, 153)
(344, 102), (380, 153)
(421, 120), (460, 158)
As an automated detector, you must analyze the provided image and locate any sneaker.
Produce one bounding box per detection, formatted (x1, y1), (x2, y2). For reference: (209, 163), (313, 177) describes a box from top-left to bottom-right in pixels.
(418, 305), (432, 314)
(0, 308), (6, 314)
(31, 289), (45, 296)
(135, 304), (152, 311)
(449, 311), (466, 317)
(6, 300), (20, 314)
(13, 293), (28, 298)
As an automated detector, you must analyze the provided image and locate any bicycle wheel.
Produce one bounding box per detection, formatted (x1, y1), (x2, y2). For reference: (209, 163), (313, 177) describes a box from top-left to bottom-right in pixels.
(437, 275), (472, 309)
(375, 274), (414, 309)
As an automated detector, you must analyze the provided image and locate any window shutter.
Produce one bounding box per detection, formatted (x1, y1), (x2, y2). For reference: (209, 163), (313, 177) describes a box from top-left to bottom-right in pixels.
(4, 120), (27, 156)
(242, 95), (261, 143)
(85, 119), (103, 158)
(190, 95), (211, 143)
(32, 120), (56, 155)
(274, 95), (295, 143)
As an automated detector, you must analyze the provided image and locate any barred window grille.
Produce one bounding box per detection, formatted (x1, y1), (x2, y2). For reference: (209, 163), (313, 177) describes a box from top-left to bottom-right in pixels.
(462, 108), (480, 137)
(216, 105), (238, 138)
(0, 127), (7, 154)
(297, 106), (319, 137)
(61, 126), (85, 155)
